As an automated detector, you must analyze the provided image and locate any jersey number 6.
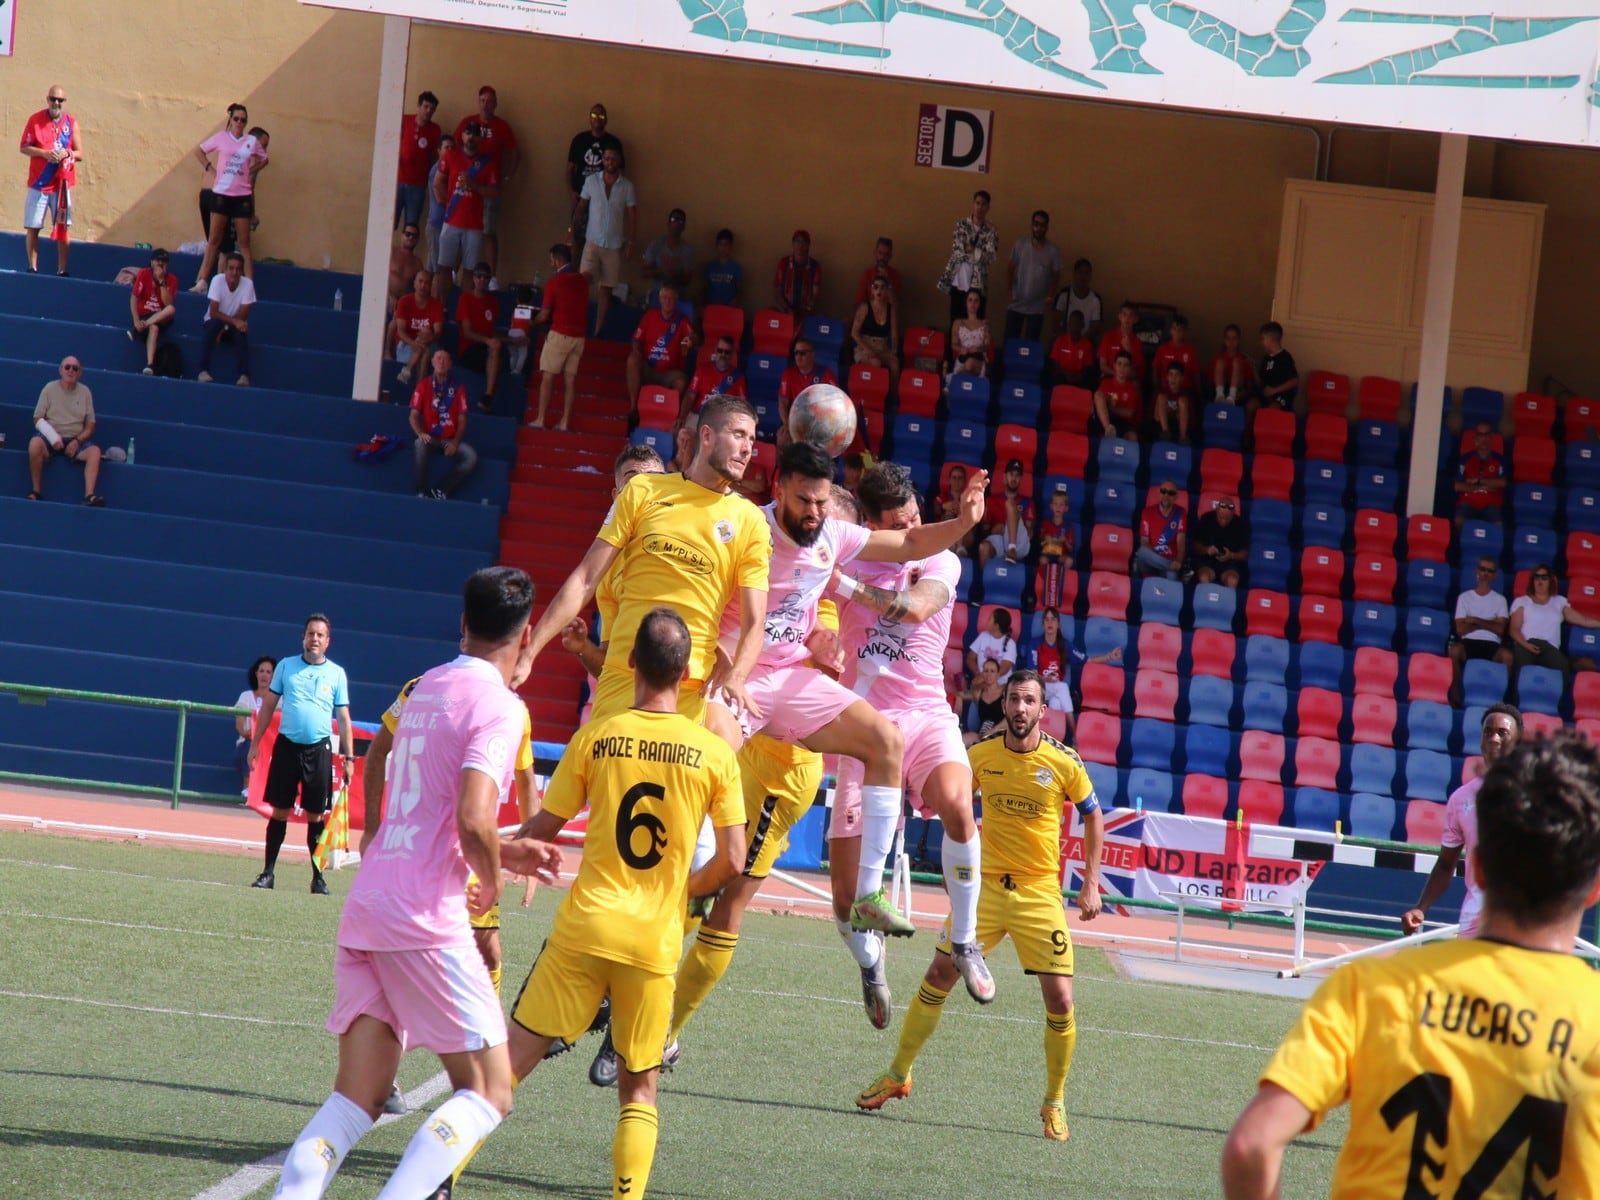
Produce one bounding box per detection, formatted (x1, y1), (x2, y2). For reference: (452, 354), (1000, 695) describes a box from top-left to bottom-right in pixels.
(617, 781), (669, 870)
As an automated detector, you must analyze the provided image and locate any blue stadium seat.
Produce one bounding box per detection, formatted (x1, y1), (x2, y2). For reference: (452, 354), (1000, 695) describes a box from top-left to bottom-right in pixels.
(802, 314), (847, 363)
(1185, 676), (1236, 727)
(1354, 467), (1401, 511)
(1244, 635), (1291, 685)
(1509, 526), (1557, 572)
(628, 426), (673, 460)
(1566, 443), (1600, 490)
(1296, 641), (1348, 691)
(1249, 498), (1293, 546)
(1091, 480), (1139, 528)
(1348, 792), (1398, 840)
(980, 559), (1026, 609)
(1348, 745), (1398, 796)
(1460, 707), (1487, 756)
(1353, 420), (1401, 466)
(946, 375), (990, 424)
(1147, 443), (1194, 492)
(1248, 542), (1292, 591)
(943, 418), (988, 462)
(1403, 749), (1453, 802)
(902, 458), (934, 496)
(1201, 402), (1245, 451)
(1403, 561), (1451, 610)
(1457, 519), (1504, 565)
(1182, 724), (1234, 776)
(1083, 617), (1129, 659)
(1191, 584), (1237, 633)
(1405, 701), (1455, 753)
(1126, 767), (1176, 813)
(1516, 665), (1564, 716)
(1403, 607), (1451, 656)
(1241, 682), (1289, 731)
(1084, 760), (1122, 802)
(1096, 437), (1141, 484)
(1568, 626), (1600, 661)
(888, 414), (937, 461)
(749, 397), (782, 440)
(1567, 488), (1600, 534)
(1002, 339), (1045, 382)
(1461, 386), (1504, 429)
(1039, 475), (1087, 517)
(1129, 718), (1177, 772)
(1512, 483), (1558, 530)
(1301, 461), (1348, 506)
(1290, 787), (1342, 832)
(1350, 602), (1398, 650)
(957, 555), (977, 601)
(1139, 576), (1185, 626)
(1299, 504), (1347, 551)
(745, 352), (786, 399)
(997, 381), (1042, 425)
(1462, 660), (1509, 709)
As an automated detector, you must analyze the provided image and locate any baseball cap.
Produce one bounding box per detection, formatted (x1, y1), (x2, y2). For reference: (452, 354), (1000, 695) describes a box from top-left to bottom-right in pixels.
(791, 229), (811, 243)
(478, 85), (497, 99)
(1005, 458), (1024, 472)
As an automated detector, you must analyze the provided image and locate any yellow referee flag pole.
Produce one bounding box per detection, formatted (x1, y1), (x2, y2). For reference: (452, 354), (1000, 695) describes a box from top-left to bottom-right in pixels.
(314, 785), (351, 871)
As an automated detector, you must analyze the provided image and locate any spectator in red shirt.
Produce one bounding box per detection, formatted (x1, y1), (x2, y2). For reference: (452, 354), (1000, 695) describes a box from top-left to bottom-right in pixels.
(20, 84), (82, 276)
(1133, 482), (1187, 579)
(852, 237), (902, 306)
(388, 269), (444, 385)
(776, 337), (839, 446)
(529, 243), (590, 432)
(1151, 314), (1200, 392)
(1098, 301), (1146, 381)
(128, 248), (177, 375)
(1094, 350), (1143, 440)
(682, 336), (747, 428)
(431, 125), (499, 299)
(409, 348), (478, 499)
(1152, 362), (1194, 444)
(774, 230), (821, 324)
(1455, 422), (1508, 527)
(1208, 322), (1257, 405)
(626, 283), (695, 416)
(453, 86), (519, 282)
(455, 262), (504, 411)
(1034, 484), (1076, 611)
(396, 90), (440, 230)
(1047, 308), (1095, 389)
(978, 458), (1034, 566)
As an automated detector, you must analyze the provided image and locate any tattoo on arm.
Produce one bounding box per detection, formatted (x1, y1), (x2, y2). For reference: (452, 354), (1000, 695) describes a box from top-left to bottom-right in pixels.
(850, 578), (952, 624)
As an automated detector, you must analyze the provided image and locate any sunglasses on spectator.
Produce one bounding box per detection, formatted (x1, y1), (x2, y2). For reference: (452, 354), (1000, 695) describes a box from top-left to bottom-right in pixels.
(590, 111), (605, 118)
(48, 97), (66, 106)
(230, 115), (248, 124)
(714, 346), (732, 355)
(1160, 488), (1177, 496)
(794, 349), (813, 356)
(1217, 502), (1235, 510)
(62, 364), (81, 371)
(1477, 565), (1496, 573)
(1533, 573), (1552, 580)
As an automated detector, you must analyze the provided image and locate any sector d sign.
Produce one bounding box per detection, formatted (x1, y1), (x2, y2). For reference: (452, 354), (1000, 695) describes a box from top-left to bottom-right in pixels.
(914, 104), (992, 174)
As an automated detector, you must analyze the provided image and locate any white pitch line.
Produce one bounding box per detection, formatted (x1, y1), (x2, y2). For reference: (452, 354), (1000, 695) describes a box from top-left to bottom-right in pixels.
(0, 910), (321, 946)
(192, 1074), (451, 1200)
(0, 990), (323, 1028)
(0, 855), (275, 888)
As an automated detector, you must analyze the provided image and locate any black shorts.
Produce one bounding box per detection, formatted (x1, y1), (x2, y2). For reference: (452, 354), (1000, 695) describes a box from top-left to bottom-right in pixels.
(1461, 638), (1503, 661)
(211, 192), (256, 221)
(263, 733), (333, 814)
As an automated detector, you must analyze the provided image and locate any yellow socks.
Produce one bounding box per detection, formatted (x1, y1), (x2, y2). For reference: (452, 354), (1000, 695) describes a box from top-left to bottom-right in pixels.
(890, 980), (950, 1080)
(489, 965), (502, 997)
(614, 1102), (659, 1199)
(668, 926), (738, 1043)
(1044, 1008), (1077, 1103)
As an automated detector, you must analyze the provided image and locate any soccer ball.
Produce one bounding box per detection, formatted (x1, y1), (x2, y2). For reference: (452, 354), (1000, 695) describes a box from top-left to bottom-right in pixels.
(789, 383), (858, 459)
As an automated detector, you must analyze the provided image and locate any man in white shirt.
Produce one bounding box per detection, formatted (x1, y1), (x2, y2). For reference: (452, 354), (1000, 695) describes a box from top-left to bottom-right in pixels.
(198, 251), (257, 386)
(1449, 555), (1511, 705)
(574, 149), (635, 337)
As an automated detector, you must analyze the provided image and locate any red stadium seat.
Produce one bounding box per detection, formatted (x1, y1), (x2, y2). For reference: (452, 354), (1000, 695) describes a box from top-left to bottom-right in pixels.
(1512, 436), (1557, 485)
(751, 309), (795, 357)
(975, 604), (1021, 646)
(1522, 712), (1563, 738)
(1404, 799), (1449, 844)
(1239, 731), (1285, 782)
(747, 441), (777, 500)
(1084, 571), (1132, 620)
(1074, 712), (1121, 765)
(1237, 781), (1285, 824)
(1459, 756), (1483, 787)
(1090, 525), (1133, 575)
(1049, 385), (1095, 430)
(1189, 628), (1236, 679)
(1250, 454), (1295, 502)
(947, 603), (970, 650)
(903, 326), (946, 369)
(1566, 396), (1600, 442)
(1244, 589), (1290, 638)
(636, 385), (680, 430)
(1576, 718), (1600, 745)
(1300, 548), (1344, 598)
(1080, 663), (1126, 715)
(1574, 673), (1600, 721)
(1297, 595), (1343, 645)
(1200, 448), (1244, 496)
(1351, 554), (1397, 603)
(1406, 653), (1453, 705)
(897, 369), (941, 417)
(702, 304), (745, 348)
(847, 363), (891, 411)
(1038, 565), (1079, 614)
(1133, 670), (1180, 720)
(1137, 623), (1183, 674)
(1358, 375), (1402, 421)
(1297, 688), (1343, 739)
(1406, 515), (1451, 563)
(1181, 775), (1230, 819)
(1301, 413), (1347, 464)
(1294, 736), (1342, 789)
(1305, 370), (1350, 416)
(1570, 532), (1600, 579)
(994, 424), (1038, 468)
(1352, 510), (1398, 557)
(1252, 409), (1296, 457)
(1568, 577), (1600, 620)
(1043, 431), (1089, 476)
(1353, 648), (1399, 697)
(1351, 695), (1398, 746)
(1510, 391), (1555, 438)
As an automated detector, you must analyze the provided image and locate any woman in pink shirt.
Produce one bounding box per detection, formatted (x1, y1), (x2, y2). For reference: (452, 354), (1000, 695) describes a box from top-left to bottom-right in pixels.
(191, 103), (268, 292)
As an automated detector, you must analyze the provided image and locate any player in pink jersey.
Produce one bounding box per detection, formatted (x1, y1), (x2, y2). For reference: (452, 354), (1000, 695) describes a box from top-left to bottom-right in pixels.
(705, 442), (988, 943)
(828, 461), (994, 1014)
(1401, 703), (1522, 939)
(271, 568), (563, 1200)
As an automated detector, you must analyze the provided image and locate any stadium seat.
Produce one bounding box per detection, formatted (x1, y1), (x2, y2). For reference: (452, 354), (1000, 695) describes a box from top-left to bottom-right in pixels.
(1181, 774), (1231, 820)
(1569, 531), (1600, 579)
(1138, 576), (1185, 627)
(1133, 670), (1180, 721)
(1191, 628), (1238, 680)
(1297, 687), (1343, 740)
(1186, 676), (1236, 728)
(802, 314), (847, 361)
(1304, 370), (1350, 416)
(946, 379), (991, 430)
(1352, 510), (1398, 558)
(1038, 708), (1069, 742)
(1243, 589), (1291, 639)
(1349, 792), (1398, 840)
(1302, 412), (1348, 463)
(1250, 453), (1295, 502)
(1243, 635), (1290, 685)
(1458, 519), (1504, 566)
(1191, 584), (1238, 633)
(1354, 648), (1400, 697)
(1353, 420), (1401, 466)
(1092, 480), (1138, 528)
(628, 425), (673, 461)
(1078, 663), (1126, 716)
(1512, 483), (1558, 530)
(1460, 386), (1504, 430)
(1250, 498), (1293, 546)
(1239, 730), (1286, 783)
(1566, 396), (1600, 442)
(1517, 665), (1564, 716)
(1248, 542), (1292, 592)
(1580, 718), (1600, 745)
(1002, 340), (1045, 381)
(1074, 712), (1122, 766)
(1522, 711), (1564, 739)
(1513, 435), (1557, 485)
(1126, 767), (1175, 813)
(902, 326), (945, 370)
(1405, 653), (1453, 705)
(750, 309), (795, 356)
(1146, 443), (1193, 491)
(1083, 617), (1129, 661)
(1567, 443), (1600, 490)
(1083, 761), (1121, 803)
(1042, 434), (1090, 481)
(1049, 385), (1095, 431)
(1297, 595), (1343, 645)
(1350, 601), (1398, 650)
(1088, 524), (1133, 575)
(1401, 798), (1449, 844)
(1299, 549), (1343, 598)
(1404, 749), (1453, 802)
(1402, 517), (1450, 567)
(1573, 673), (1600, 721)
(635, 385), (679, 430)
(994, 423), (1038, 469)
(1569, 489), (1600, 535)
(1252, 409), (1296, 458)
(1404, 607), (1450, 656)
(1183, 726), (1234, 778)
(1357, 375), (1402, 421)
(1084, 571), (1132, 619)
(1137, 622), (1184, 674)
(748, 397), (782, 441)
(701, 303), (744, 349)
(897, 368), (941, 417)
(1570, 623), (1600, 661)
(1291, 788), (1342, 833)
(1129, 717), (1177, 771)
(1354, 467), (1401, 513)
(1300, 504), (1347, 551)
(997, 382), (1042, 427)
(1238, 781), (1286, 824)
(1241, 682), (1289, 732)
(1349, 745), (1398, 797)
(1294, 736), (1342, 789)
(1201, 403), (1245, 451)
(942, 419), (986, 463)
(1509, 527), (1557, 574)
(1096, 437), (1141, 484)
(1351, 555), (1399, 604)
(1296, 642), (1348, 693)
(1302, 461), (1348, 506)
(1200, 448), (1244, 497)
(888, 414), (936, 461)
(1404, 561), (1451, 610)
(980, 559), (1026, 608)
(1351, 695), (1398, 746)
(1405, 701), (1454, 753)
(1510, 391), (1556, 438)
(847, 363), (891, 412)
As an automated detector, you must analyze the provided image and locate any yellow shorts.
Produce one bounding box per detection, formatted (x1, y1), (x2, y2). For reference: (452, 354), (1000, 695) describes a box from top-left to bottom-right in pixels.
(737, 734), (823, 879)
(510, 935), (675, 1073)
(935, 875), (1074, 976)
(465, 873), (500, 930)
(589, 668), (707, 727)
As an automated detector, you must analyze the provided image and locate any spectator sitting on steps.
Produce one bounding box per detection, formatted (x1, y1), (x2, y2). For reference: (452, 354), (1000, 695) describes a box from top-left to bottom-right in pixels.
(409, 348), (479, 500)
(128, 247), (177, 375)
(28, 355), (104, 506)
(197, 252), (255, 386)
(455, 261), (504, 413)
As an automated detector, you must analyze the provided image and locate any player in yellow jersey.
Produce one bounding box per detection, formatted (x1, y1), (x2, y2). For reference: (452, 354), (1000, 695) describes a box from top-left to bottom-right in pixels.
(525, 394), (771, 735)
(856, 669), (1104, 1142)
(1223, 731), (1600, 1199)
(500, 608), (747, 1200)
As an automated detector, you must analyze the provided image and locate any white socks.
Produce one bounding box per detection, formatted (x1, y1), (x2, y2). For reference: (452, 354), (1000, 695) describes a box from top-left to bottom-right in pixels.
(273, 1092), (374, 1200)
(690, 814), (716, 872)
(835, 917), (882, 969)
(855, 785), (901, 899)
(374, 1089), (503, 1200)
(942, 834), (983, 945)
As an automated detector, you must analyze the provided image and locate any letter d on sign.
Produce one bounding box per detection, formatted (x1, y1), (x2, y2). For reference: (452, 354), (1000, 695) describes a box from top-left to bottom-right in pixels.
(913, 104), (994, 174)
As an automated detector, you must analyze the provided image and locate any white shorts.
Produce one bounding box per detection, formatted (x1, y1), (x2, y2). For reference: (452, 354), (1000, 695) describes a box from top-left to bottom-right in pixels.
(1044, 680), (1073, 714)
(711, 663), (859, 745)
(24, 185), (71, 231)
(830, 705), (968, 839)
(986, 526), (1031, 559)
(328, 943), (506, 1055)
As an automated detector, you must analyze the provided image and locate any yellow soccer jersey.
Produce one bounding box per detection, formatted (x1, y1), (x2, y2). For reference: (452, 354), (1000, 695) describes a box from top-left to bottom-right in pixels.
(382, 675), (533, 772)
(597, 472), (770, 686)
(969, 730), (1099, 881)
(1263, 938), (1600, 1198)
(543, 707), (743, 973)
(595, 560), (622, 642)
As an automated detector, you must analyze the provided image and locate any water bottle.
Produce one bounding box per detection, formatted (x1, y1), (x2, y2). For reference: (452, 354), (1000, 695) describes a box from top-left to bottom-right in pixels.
(127, 438), (136, 465)
(333, 288), (343, 312)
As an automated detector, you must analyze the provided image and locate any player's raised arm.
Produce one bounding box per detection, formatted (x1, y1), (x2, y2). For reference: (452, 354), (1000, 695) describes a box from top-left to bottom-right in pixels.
(526, 536), (621, 659)
(834, 567), (951, 626)
(1220, 1083), (1314, 1200)
(857, 468), (989, 563)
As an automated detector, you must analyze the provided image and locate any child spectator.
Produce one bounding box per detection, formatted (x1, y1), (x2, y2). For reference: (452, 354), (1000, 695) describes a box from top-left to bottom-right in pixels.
(1034, 483), (1076, 610)
(197, 253), (256, 386)
(1094, 350), (1142, 440)
(1208, 322), (1256, 404)
(1047, 308), (1095, 390)
(1098, 301), (1146, 381)
(966, 609), (1016, 684)
(1256, 321), (1299, 411)
(129, 248), (177, 375)
(1151, 314), (1200, 391)
(1152, 362), (1193, 444)
(506, 284), (535, 375)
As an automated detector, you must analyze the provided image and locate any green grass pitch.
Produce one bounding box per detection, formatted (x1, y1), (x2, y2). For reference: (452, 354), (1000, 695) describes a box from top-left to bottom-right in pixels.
(0, 830), (1343, 1198)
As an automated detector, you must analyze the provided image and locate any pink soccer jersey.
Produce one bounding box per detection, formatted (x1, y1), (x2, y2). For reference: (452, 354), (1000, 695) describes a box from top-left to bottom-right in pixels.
(1441, 774), (1483, 936)
(338, 655), (523, 952)
(838, 550), (961, 710)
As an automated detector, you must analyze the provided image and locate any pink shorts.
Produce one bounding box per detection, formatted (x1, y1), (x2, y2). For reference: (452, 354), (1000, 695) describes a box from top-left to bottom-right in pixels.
(328, 943), (507, 1055)
(829, 705), (968, 839)
(712, 663), (859, 744)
